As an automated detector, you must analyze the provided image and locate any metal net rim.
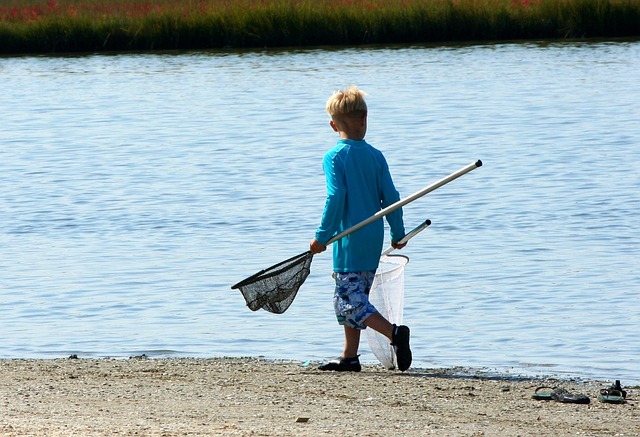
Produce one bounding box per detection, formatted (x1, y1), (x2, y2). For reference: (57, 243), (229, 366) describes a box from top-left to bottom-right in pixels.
(231, 251), (313, 290)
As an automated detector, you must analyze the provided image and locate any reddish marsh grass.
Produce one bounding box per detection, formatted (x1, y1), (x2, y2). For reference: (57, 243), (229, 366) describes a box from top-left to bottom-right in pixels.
(0, 0), (179, 22)
(0, 0), (638, 54)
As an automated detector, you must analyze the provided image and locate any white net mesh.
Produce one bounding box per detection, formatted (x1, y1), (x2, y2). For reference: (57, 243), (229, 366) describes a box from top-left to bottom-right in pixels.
(365, 254), (409, 370)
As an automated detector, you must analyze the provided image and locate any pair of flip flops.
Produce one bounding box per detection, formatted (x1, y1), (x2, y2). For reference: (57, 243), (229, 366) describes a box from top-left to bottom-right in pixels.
(532, 386), (591, 404)
(533, 380), (629, 405)
(598, 380), (627, 404)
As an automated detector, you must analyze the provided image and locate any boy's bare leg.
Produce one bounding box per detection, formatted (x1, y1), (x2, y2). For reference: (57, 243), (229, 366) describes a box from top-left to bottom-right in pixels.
(363, 312), (394, 340)
(342, 325), (361, 358)
(343, 311), (394, 357)
(318, 325), (363, 371)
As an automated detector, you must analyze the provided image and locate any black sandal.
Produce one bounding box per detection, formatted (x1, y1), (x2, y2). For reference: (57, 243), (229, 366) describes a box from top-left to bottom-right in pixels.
(318, 355), (362, 372)
(551, 387), (591, 404)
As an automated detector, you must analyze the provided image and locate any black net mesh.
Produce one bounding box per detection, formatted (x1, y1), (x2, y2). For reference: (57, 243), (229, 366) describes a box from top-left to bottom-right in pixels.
(231, 251), (313, 314)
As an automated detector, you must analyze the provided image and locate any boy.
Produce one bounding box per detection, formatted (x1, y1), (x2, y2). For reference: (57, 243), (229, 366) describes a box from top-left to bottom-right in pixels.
(309, 86), (412, 372)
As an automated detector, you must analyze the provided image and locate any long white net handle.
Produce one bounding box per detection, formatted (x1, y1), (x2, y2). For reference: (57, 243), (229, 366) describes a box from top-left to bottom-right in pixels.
(327, 160), (482, 245)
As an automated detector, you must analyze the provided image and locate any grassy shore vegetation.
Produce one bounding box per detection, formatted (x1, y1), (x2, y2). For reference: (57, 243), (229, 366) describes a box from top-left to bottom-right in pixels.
(1, 0), (639, 54)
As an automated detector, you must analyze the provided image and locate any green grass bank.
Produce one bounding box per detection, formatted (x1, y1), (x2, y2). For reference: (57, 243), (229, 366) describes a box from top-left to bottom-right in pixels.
(1, 0), (639, 54)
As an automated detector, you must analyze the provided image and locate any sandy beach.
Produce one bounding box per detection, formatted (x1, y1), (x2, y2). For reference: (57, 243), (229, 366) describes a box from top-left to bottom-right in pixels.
(0, 357), (637, 436)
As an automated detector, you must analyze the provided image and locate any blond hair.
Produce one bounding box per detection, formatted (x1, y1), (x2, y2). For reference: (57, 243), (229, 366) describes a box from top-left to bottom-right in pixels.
(326, 86), (368, 119)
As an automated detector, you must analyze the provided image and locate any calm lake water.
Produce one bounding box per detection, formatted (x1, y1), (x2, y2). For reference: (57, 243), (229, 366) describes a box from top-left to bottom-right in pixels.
(1, 40), (639, 384)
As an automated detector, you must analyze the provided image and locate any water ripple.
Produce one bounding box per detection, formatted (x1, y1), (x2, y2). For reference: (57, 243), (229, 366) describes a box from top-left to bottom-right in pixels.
(1, 42), (639, 383)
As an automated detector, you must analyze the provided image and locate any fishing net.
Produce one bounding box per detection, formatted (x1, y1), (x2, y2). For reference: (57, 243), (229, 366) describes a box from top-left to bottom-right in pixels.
(231, 251), (313, 314)
(365, 254), (409, 370)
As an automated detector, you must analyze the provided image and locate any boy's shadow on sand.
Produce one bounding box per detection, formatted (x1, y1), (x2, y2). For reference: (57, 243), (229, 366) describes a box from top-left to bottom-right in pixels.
(304, 366), (542, 383)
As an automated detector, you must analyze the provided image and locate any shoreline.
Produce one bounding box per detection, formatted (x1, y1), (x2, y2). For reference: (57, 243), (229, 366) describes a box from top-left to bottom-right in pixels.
(1, 357), (637, 436)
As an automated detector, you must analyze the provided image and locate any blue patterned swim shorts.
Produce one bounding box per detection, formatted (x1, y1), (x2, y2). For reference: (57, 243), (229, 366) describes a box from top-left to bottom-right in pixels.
(333, 270), (377, 330)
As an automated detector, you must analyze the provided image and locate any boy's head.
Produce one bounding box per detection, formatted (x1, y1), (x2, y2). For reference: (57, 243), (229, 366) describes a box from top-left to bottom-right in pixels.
(326, 86), (368, 119)
(326, 86), (368, 140)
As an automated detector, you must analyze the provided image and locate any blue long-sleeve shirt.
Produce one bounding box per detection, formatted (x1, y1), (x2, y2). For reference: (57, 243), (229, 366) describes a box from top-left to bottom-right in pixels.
(315, 139), (405, 272)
